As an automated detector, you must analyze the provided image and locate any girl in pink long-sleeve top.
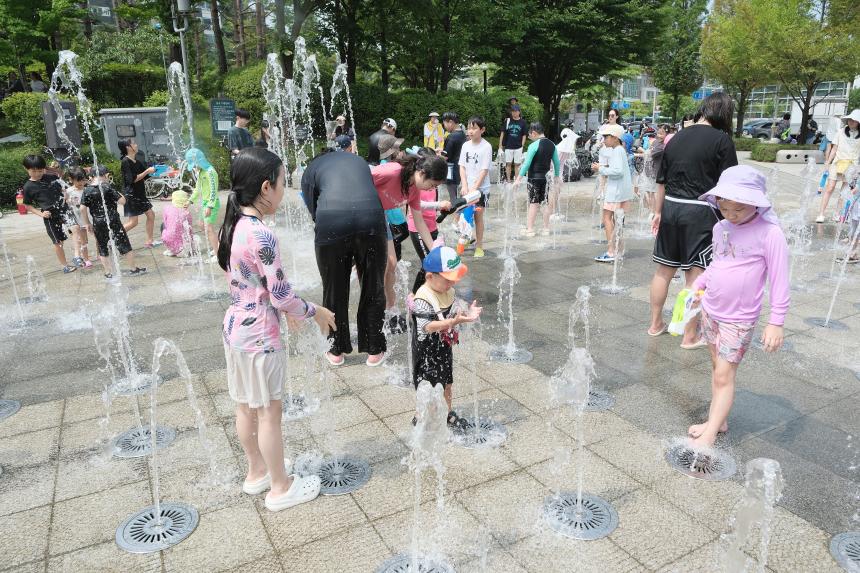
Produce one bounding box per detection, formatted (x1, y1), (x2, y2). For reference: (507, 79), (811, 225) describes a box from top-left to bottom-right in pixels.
(687, 165), (790, 448)
(217, 148), (336, 513)
(161, 190), (192, 256)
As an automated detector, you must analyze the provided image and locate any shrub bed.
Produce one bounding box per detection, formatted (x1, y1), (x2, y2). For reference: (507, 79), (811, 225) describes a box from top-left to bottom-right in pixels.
(750, 143), (817, 162)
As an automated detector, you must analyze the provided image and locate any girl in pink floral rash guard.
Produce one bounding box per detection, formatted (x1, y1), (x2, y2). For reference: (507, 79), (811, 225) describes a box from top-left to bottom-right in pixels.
(216, 148), (335, 513)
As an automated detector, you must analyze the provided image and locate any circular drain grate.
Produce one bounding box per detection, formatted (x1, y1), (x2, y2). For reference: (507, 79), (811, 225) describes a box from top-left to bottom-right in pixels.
(598, 284), (627, 295)
(665, 443), (737, 481)
(112, 425), (176, 459)
(110, 374), (161, 397)
(375, 554), (455, 573)
(488, 347), (533, 364)
(543, 492), (619, 541)
(20, 295), (46, 304)
(451, 417), (508, 449)
(0, 399), (21, 422)
(804, 317), (849, 331)
(585, 389), (615, 412)
(831, 531), (860, 571)
(282, 393), (320, 421)
(116, 502), (198, 553)
(316, 456), (372, 495)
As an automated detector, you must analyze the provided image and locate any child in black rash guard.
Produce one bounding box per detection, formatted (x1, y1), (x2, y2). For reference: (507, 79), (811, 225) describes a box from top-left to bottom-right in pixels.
(21, 154), (82, 273)
(411, 246), (482, 429)
(79, 167), (146, 279)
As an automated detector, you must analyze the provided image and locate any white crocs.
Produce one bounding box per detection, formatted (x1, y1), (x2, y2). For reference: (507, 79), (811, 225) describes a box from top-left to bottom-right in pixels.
(264, 474), (322, 512)
(241, 459), (293, 495)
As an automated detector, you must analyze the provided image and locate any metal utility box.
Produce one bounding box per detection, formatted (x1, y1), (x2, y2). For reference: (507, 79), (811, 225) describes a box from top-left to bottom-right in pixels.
(99, 107), (172, 162)
(42, 101), (82, 152)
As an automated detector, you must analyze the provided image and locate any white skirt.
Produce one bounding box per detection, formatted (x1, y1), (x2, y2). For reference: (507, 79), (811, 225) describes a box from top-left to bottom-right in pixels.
(224, 344), (285, 408)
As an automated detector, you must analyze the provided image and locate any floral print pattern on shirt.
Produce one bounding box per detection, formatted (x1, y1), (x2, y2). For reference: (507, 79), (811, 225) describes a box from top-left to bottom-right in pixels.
(222, 215), (314, 353)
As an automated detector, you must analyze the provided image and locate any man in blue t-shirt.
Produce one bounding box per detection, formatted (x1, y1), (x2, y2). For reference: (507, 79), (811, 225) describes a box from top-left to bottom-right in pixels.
(499, 105), (527, 182)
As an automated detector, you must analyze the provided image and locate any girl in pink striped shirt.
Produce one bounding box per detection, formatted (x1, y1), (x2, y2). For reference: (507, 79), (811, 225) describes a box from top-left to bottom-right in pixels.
(687, 165), (790, 448)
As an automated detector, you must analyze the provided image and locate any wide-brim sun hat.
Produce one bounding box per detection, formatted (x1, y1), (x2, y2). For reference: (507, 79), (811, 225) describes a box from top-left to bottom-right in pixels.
(378, 134), (405, 159)
(841, 109), (860, 123)
(383, 117), (397, 130)
(700, 165), (771, 210)
(422, 246), (468, 282)
(599, 124), (624, 139)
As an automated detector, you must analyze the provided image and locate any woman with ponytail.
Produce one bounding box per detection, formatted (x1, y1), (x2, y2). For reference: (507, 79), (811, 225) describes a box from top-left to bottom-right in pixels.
(218, 148), (335, 512)
(370, 153), (447, 351)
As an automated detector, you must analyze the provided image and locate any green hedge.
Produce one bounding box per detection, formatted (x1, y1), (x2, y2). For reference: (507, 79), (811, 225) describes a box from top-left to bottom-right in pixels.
(84, 63), (166, 108)
(143, 89), (209, 110)
(1, 92), (51, 144)
(220, 64), (543, 144)
(0, 144), (39, 208)
(750, 143), (817, 162)
(732, 137), (760, 152)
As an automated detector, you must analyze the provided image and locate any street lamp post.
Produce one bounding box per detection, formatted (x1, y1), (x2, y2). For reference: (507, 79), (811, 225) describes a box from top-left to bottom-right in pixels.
(171, 0), (193, 99)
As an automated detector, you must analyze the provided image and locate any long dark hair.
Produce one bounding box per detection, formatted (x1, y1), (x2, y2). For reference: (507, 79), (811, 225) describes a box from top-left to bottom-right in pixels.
(393, 153), (447, 195)
(217, 148), (283, 271)
(117, 139), (133, 158)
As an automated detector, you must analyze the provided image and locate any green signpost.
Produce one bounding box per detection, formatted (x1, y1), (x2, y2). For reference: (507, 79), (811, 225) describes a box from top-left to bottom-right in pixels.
(209, 98), (236, 137)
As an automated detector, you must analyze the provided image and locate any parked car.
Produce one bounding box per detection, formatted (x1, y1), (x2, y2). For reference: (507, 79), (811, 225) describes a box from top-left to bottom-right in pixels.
(741, 119), (775, 140)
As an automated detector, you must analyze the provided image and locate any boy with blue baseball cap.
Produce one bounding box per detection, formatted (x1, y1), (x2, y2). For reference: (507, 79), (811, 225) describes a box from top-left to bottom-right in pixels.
(411, 246), (482, 428)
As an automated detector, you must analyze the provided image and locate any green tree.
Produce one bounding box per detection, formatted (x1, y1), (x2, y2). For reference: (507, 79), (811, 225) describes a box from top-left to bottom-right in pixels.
(485, 0), (665, 137)
(754, 0), (860, 143)
(702, 0), (774, 136)
(849, 88), (860, 111)
(651, 0), (707, 123)
(0, 0), (84, 81)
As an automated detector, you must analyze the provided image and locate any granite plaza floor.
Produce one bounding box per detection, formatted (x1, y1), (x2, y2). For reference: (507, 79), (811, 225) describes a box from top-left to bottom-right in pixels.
(0, 154), (858, 572)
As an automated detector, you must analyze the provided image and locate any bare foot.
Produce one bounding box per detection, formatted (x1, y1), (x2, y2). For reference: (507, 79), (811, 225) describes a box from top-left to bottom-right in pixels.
(690, 434), (716, 449)
(688, 421), (728, 438)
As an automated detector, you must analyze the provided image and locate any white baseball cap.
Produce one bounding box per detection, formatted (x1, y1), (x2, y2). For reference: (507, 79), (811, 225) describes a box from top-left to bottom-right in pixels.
(383, 118), (397, 130)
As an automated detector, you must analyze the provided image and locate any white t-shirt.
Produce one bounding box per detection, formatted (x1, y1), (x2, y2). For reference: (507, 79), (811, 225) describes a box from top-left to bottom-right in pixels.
(458, 138), (493, 193)
(833, 129), (860, 163)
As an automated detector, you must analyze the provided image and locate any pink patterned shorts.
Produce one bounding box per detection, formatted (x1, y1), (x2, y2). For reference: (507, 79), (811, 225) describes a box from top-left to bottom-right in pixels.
(700, 311), (756, 364)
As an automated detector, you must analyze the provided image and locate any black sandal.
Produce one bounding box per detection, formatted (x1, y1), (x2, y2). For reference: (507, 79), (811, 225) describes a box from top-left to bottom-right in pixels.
(447, 410), (469, 430)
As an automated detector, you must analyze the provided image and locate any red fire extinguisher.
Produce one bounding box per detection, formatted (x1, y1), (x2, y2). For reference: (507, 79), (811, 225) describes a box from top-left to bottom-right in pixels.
(16, 190), (26, 215)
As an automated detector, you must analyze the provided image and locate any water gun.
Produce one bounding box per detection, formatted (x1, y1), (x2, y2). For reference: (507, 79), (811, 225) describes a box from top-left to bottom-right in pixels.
(436, 189), (482, 224)
(151, 164), (170, 178)
(455, 205), (476, 255)
(668, 288), (704, 336)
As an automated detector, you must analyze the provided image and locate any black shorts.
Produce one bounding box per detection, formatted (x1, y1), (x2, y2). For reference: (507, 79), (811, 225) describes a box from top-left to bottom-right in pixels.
(93, 215), (132, 257)
(43, 213), (67, 245)
(652, 198), (718, 270)
(527, 179), (548, 204)
(124, 194), (153, 217)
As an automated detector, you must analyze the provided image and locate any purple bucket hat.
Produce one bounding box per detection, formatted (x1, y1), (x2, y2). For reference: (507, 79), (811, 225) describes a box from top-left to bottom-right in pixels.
(700, 165), (771, 209)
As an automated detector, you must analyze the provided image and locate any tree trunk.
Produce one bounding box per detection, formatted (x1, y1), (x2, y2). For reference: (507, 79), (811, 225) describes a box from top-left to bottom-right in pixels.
(255, 0), (266, 59)
(286, 1), (314, 78)
(734, 87), (749, 138)
(379, 3), (389, 90)
(671, 94), (680, 123)
(211, 0), (229, 74)
(440, 0), (451, 91)
(81, 2), (93, 40)
(170, 43), (183, 65)
(798, 81), (815, 145)
(273, 0), (286, 73)
(233, 0), (246, 67)
(345, 0), (357, 84)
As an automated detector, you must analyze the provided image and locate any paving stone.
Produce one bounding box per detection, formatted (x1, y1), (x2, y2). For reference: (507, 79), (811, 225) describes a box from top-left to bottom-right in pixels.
(0, 506), (51, 569)
(279, 523), (389, 572)
(0, 426), (60, 469)
(46, 540), (162, 573)
(48, 481), (151, 555)
(54, 454), (149, 502)
(163, 500), (274, 572)
(0, 399), (63, 438)
(507, 532), (646, 573)
(258, 491), (368, 552)
(0, 462), (55, 517)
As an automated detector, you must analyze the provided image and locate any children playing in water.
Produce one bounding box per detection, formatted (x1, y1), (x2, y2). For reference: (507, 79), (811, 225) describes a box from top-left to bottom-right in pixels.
(686, 166), (790, 448)
(21, 154), (83, 273)
(591, 124), (634, 263)
(186, 148), (221, 260)
(515, 121), (560, 237)
(79, 166), (146, 279)
(411, 246), (482, 429)
(161, 190), (193, 257)
(458, 116), (492, 258)
(217, 147), (335, 512)
(65, 168), (93, 267)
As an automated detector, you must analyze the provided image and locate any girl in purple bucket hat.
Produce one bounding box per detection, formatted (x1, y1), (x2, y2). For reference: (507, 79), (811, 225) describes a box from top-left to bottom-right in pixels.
(686, 165), (790, 448)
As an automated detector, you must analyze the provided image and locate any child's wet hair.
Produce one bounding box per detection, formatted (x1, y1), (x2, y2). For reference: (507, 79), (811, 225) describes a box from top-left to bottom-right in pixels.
(466, 116), (485, 130)
(22, 155), (46, 169)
